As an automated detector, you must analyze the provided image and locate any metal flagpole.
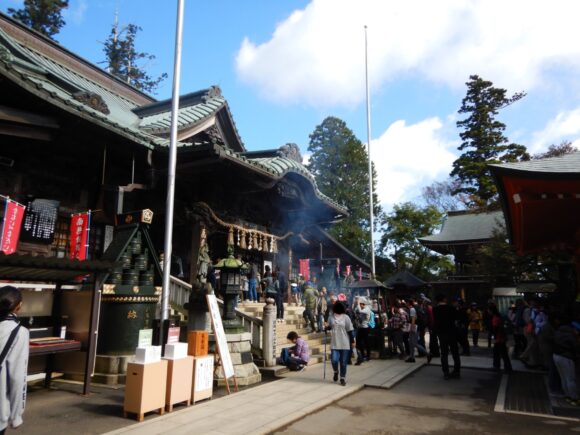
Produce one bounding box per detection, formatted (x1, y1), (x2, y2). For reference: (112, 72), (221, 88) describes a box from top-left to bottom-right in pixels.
(161, 0), (185, 333)
(364, 25), (376, 277)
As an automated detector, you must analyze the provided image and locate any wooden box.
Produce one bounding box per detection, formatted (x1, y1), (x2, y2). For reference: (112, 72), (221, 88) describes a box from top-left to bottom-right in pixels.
(187, 331), (209, 357)
(165, 356), (194, 412)
(123, 360), (168, 421)
(192, 355), (214, 404)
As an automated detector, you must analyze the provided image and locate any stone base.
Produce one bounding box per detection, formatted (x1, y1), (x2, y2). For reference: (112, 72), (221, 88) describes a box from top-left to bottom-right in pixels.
(209, 332), (261, 387)
(90, 354), (135, 386)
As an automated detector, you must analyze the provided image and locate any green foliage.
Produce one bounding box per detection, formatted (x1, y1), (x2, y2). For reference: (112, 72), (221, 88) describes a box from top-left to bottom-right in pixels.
(102, 22), (167, 94)
(470, 228), (566, 286)
(8, 0), (68, 39)
(307, 116), (381, 262)
(533, 140), (578, 159)
(380, 202), (453, 280)
(451, 75), (530, 208)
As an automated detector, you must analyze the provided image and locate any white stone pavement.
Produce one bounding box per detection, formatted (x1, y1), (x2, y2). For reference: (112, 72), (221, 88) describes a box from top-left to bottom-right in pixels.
(105, 358), (425, 435)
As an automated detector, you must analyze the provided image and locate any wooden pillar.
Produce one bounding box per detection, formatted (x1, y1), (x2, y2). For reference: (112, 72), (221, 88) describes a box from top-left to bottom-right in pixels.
(83, 273), (103, 396)
(189, 220), (202, 284)
(287, 245), (292, 303)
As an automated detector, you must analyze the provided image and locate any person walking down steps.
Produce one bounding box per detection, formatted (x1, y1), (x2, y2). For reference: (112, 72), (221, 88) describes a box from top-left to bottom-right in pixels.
(326, 301), (355, 386)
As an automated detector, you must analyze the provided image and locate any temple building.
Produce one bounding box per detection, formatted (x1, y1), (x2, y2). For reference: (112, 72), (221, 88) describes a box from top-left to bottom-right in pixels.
(418, 209), (505, 303)
(490, 151), (580, 305)
(0, 11), (369, 384)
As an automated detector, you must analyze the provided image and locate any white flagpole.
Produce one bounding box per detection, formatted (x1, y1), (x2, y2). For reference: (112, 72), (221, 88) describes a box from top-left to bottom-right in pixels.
(364, 25), (376, 277)
(161, 0), (185, 328)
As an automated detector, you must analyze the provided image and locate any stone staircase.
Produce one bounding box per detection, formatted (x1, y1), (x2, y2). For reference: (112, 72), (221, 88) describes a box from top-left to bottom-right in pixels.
(235, 301), (329, 373)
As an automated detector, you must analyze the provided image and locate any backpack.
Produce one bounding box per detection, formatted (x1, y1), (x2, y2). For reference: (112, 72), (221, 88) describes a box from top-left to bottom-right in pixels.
(368, 310), (376, 329)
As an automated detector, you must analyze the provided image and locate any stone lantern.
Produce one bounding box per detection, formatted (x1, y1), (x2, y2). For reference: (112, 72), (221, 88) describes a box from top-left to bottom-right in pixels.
(213, 247), (248, 333)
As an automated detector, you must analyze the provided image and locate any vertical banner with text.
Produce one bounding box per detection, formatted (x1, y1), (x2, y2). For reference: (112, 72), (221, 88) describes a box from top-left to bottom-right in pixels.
(0, 199), (26, 255)
(299, 259), (310, 282)
(69, 211), (90, 260)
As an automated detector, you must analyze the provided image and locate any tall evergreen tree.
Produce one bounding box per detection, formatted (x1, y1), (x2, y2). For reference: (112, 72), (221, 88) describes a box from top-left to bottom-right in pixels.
(102, 21), (167, 94)
(307, 116), (381, 261)
(8, 0), (69, 39)
(451, 75), (529, 208)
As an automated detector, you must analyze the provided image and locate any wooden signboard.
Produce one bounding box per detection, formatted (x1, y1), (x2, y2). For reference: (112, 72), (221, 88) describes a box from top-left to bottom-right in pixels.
(206, 294), (237, 393)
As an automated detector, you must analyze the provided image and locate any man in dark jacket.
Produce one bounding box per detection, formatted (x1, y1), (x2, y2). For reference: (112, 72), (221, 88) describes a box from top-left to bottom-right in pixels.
(433, 294), (461, 379)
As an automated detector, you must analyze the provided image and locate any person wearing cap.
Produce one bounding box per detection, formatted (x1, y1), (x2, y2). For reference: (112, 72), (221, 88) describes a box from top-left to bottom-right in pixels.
(354, 296), (372, 365)
(468, 302), (483, 347)
(406, 299), (431, 363)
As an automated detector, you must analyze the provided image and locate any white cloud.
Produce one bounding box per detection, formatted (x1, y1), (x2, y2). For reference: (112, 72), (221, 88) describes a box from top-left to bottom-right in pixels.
(531, 108), (580, 153)
(371, 117), (457, 206)
(63, 0), (88, 25)
(236, 0), (580, 107)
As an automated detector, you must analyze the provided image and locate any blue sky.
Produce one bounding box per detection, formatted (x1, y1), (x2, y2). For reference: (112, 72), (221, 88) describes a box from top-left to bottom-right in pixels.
(4, 0), (580, 210)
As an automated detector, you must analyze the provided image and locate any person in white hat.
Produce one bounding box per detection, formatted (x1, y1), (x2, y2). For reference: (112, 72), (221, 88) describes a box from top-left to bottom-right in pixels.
(354, 296), (373, 365)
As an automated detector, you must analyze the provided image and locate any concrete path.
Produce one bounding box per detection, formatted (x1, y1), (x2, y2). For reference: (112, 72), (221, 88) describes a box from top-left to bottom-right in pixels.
(105, 359), (424, 435)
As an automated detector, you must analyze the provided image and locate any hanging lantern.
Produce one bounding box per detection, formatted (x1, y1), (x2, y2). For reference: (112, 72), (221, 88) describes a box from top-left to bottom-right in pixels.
(228, 227), (234, 246)
(236, 228), (241, 246)
(248, 231), (253, 250)
(262, 236), (268, 252)
(272, 238), (278, 254)
(269, 236), (273, 253)
(240, 230), (247, 249)
(256, 234), (262, 251)
(252, 232), (258, 250)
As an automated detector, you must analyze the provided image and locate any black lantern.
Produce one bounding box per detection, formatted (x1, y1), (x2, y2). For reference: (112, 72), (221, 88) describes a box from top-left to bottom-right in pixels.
(213, 247), (248, 333)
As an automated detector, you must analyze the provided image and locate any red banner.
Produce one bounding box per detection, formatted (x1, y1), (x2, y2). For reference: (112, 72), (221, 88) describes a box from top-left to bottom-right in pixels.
(299, 259), (310, 282)
(0, 200), (25, 255)
(69, 212), (89, 260)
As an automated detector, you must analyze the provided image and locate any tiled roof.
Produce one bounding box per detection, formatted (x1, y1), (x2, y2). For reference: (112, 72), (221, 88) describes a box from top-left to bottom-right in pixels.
(419, 210), (505, 244)
(489, 151), (580, 174)
(139, 96), (225, 133)
(217, 147), (347, 215)
(0, 25), (166, 149)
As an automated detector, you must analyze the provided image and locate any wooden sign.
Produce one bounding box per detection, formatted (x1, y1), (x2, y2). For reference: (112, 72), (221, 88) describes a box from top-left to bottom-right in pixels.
(20, 198), (59, 244)
(206, 295), (236, 392)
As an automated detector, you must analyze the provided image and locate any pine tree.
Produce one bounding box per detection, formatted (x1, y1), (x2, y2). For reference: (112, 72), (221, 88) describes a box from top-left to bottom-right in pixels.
(307, 116), (381, 262)
(102, 21), (167, 94)
(451, 75), (529, 207)
(8, 0), (69, 39)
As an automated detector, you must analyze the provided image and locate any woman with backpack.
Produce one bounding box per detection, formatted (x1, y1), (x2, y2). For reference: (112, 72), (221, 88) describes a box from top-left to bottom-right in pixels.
(0, 286), (29, 435)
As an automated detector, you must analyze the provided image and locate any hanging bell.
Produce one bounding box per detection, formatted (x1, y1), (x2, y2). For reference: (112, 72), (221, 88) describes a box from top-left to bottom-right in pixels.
(256, 234), (262, 251)
(262, 236), (268, 252)
(240, 230), (247, 249)
(228, 227), (234, 246)
(248, 231), (253, 250)
(272, 238), (278, 254)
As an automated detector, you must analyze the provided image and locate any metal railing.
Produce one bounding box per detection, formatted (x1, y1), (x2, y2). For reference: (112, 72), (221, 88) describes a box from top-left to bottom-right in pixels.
(168, 276), (264, 356)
